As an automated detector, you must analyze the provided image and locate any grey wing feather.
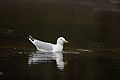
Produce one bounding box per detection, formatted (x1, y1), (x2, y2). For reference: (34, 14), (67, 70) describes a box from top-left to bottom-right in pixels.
(34, 40), (53, 51)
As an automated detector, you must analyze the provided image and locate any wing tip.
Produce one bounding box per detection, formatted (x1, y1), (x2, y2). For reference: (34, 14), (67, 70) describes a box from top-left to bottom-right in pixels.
(28, 35), (35, 41)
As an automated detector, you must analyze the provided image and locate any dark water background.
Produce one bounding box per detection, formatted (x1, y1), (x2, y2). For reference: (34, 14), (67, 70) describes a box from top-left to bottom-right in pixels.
(0, 0), (120, 80)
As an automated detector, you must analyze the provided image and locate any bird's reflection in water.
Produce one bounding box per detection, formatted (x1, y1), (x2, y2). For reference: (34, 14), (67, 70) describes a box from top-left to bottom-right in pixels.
(54, 52), (64, 70)
(28, 51), (64, 70)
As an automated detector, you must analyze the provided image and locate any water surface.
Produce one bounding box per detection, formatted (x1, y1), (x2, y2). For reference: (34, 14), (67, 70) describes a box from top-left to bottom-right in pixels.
(0, 47), (120, 80)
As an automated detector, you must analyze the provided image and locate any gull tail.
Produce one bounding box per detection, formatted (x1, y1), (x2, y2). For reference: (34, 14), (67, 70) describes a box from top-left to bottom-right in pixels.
(28, 35), (36, 44)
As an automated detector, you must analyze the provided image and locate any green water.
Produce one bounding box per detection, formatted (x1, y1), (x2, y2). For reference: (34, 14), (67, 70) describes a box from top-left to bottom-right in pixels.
(0, 0), (120, 80)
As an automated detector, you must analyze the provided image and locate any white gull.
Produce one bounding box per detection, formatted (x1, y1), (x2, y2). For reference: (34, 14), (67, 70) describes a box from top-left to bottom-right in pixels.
(28, 35), (68, 52)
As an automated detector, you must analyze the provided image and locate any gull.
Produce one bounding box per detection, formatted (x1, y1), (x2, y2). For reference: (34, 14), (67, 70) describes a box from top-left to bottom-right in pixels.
(28, 35), (68, 52)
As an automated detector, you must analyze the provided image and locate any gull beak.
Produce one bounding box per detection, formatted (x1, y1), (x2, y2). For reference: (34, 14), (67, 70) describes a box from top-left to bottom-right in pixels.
(63, 40), (68, 43)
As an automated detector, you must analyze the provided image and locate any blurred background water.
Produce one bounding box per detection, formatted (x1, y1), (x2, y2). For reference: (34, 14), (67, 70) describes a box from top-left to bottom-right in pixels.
(0, 0), (120, 80)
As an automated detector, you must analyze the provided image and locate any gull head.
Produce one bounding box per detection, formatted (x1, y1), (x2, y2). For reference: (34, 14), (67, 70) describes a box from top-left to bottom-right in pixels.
(57, 37), (68, 44)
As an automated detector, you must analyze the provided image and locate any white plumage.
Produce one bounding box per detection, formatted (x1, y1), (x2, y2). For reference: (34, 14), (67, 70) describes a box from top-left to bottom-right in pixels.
(28, 36), (68, 52)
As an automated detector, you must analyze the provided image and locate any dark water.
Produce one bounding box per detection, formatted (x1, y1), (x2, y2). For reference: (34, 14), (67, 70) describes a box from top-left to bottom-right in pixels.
(1, 48), (120, 80)
(1, 0), (120, 80)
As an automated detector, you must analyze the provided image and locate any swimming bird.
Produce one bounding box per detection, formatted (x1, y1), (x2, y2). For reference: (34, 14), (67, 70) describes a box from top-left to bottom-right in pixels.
(28, 36), (68, 52)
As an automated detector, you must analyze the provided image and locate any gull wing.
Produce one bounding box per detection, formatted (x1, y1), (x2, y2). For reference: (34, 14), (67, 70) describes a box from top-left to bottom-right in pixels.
(34, 40), (53, 51)
(28, 36), (53, 51)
